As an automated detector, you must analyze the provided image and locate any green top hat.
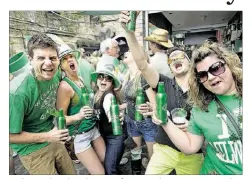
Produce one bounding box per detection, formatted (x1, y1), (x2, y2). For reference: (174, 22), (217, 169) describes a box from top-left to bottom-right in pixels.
(46, 34), (80, 60)
(91, 63), (120, 89)
(9, 52), (29, 74)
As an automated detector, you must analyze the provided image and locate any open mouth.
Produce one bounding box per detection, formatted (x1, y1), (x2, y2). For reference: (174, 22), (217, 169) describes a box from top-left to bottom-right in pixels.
(175, 63), (182, 69)
(211, 81), (221, 87)
(69, 63), (76, 71)
(101, 83), (107, 88)
(42, 69), (53, 73)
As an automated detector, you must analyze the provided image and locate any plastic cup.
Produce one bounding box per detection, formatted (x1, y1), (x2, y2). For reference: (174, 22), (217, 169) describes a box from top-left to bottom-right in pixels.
(171, 108), (187, 125)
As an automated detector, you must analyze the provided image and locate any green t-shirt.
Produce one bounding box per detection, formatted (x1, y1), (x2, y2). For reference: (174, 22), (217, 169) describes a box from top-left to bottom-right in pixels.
(9, 71), (61, 156)
(113, 57), (120, 67)
(118, 62), (128, 74)
(188, 95), (242, 175)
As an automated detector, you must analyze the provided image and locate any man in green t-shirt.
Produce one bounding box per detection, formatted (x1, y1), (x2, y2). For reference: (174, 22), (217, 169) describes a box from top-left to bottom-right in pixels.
(9, 33), (76, 175)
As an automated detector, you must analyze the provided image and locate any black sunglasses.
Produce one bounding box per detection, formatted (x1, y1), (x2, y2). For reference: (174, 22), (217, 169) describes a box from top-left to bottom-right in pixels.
(97, 74), (113, 82)
(196, 61), (226, 83)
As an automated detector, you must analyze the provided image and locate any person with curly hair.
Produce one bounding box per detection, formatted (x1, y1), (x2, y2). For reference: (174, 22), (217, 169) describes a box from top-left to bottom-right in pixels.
(154, 43), (243, 175)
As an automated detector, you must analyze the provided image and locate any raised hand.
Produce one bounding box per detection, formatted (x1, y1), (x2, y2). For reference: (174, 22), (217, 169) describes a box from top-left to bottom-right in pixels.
(119, 11), (130, 29)
(119, 11), (140, 30)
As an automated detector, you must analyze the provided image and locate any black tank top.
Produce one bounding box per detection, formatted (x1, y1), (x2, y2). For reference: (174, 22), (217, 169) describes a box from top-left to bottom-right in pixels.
(94, 90), (116, 136)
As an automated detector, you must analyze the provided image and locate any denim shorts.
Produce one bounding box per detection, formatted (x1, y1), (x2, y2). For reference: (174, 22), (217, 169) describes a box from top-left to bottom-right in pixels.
(125, 115), (157, 142)
(74, 126), (101, 154)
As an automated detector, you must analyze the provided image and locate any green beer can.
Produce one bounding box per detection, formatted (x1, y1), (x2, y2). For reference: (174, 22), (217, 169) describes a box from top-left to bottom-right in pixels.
(156, 82), (167, 125)
(127, 11), (137, 31)
(58, 109), (66, 129)
(110, 96), (122, 135)
(135, 88), (145, 121)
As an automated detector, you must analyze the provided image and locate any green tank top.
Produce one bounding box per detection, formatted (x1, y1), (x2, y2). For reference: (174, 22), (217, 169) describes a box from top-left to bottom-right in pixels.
(63, 77), (96, 136)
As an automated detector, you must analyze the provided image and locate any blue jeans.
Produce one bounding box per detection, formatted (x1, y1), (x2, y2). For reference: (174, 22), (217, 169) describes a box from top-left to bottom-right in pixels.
(103, 134), (124, 175)
(125, 115), (157, 142)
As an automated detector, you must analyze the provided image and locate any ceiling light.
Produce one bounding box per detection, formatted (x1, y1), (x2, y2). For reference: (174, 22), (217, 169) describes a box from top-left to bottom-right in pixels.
(169, 13), (173, 15)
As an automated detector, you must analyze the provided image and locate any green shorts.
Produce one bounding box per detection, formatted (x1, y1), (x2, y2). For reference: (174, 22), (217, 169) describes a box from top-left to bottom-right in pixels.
(145, 143), (204, 175)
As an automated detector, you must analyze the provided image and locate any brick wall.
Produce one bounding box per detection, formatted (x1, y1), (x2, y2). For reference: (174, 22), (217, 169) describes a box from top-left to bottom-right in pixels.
(9, 11), (145, 57)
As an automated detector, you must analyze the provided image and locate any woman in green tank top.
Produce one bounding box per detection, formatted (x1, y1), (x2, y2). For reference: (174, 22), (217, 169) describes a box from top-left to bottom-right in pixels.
(56, 50), (106, 175)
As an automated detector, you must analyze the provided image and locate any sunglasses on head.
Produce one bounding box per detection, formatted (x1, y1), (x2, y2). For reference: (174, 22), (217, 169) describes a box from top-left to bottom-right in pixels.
(97, 74), (113, 82)
(196, 61), (226, 83)
(168, 52), (185, 65)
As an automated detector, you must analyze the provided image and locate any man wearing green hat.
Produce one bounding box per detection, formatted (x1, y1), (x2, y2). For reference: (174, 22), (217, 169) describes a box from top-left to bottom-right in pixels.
(9, 33), (76, 175)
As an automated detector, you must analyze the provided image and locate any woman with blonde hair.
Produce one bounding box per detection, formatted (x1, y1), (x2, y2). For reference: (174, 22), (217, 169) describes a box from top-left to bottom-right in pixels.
(120, 49), (157, 174)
